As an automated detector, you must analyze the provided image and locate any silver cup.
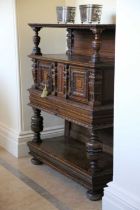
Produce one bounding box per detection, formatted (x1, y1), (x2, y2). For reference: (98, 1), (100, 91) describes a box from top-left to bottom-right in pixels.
(79, 4), (102, 24)
(56, 6), (76, 24)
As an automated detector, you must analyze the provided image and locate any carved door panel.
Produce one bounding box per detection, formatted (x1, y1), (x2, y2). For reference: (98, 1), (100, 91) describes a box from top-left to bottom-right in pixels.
(69, 66), (89, 103)
(37, 61), (53, 95)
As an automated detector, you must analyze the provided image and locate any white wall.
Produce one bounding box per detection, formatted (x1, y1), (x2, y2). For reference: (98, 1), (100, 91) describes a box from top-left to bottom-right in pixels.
(0, 0), (21, 156)
(103, 1), (140, 209)
(16, 0), (66, 133)
(0, 0), (20, 130)
(0, 0), (66, 157)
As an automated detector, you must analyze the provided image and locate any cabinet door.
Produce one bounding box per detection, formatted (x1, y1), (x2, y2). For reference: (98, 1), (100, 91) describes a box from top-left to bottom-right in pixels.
(69, 66), (89, 103)
(37, 61), (53, 95)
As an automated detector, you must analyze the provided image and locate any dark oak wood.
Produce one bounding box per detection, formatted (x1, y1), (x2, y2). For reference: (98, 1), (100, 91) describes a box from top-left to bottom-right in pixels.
(31, 108), (43, 143)
(28, 23), (115, 29)
(31, 26), (42, 55)
(28, 23), (115, 201)
(31, 157), (43, 165)
(28, 131), (113, 189)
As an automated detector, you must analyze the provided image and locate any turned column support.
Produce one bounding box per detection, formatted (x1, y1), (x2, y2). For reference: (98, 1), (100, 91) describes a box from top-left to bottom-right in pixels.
(66, 29), (74, 55)
(86, 126), (103, 200)
(90, 28), (103, 62)
(31, 108), (43, 143)
(30, 26), (42, 55)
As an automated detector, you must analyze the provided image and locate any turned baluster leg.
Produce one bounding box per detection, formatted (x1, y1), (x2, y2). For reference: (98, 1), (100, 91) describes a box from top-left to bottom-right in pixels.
(31, 26), (42, 55)
(90, 28), (102, 62)
(86, 127), (103, 201)
(66, 28), (74, 55)
(31, 108), (43, 165)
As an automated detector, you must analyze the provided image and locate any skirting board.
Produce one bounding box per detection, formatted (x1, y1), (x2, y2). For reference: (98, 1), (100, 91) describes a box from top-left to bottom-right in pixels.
(0, 122), (64, 158)
(0, 122), (19, 157)
(102, 182), (140, 210)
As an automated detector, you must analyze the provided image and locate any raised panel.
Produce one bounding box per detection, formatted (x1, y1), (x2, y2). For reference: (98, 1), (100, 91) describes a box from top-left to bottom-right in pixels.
(69, 66), (89, 103)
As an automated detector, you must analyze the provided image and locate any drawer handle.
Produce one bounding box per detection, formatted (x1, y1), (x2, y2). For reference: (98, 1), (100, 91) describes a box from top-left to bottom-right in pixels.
(41, 84), (48, 98)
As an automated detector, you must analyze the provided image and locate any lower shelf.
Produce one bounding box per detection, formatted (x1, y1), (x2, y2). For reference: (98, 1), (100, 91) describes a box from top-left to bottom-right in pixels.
(28, 136), (113, 189)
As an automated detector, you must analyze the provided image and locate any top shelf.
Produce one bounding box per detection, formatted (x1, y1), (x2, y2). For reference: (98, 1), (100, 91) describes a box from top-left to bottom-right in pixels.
(29, 23), (115, 61)
(28, 23), (115, 30)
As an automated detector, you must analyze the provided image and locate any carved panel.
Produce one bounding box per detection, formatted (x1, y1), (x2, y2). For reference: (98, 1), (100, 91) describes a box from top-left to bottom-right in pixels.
(57, 63), (68, 98)
(69, 66), (89, 103)
(37, 61), (53, 95)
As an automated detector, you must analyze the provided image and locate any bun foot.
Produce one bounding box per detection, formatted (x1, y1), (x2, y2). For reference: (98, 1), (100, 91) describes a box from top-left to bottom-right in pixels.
(31, 157), (43, 165)
(87, 189), (103, 201)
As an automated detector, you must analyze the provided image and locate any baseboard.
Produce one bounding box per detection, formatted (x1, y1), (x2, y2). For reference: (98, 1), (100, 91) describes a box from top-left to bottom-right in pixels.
(0, 122), (19, 157)
(0, 122), (64, 158)
(102, 182), (140, 210)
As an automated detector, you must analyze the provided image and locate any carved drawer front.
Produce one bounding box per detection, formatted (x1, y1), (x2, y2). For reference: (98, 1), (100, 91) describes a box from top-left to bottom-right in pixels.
(37, 61), (56, 95)
(69, 66), (89, 103)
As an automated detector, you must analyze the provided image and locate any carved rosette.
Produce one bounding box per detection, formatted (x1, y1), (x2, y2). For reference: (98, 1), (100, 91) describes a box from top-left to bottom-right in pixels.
(31, 108), (43, 143)
(90, 28), (103, 62)
(66, 29), (74, 55)
(31, 26), (42, 55)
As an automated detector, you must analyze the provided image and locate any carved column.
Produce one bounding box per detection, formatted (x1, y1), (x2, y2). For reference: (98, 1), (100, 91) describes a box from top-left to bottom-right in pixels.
(86, 126), (103, 200)
(31, 108), (43, 143)
(32, 59), (38, 89)
(51, 63), (57, 96)
(89, 71), (95, 106)
(90, 28), (102, 62)
(31, 26), (42, 55)
(31, 108), (43, 165)
(64, 64), (69, 99)
(66, 29), (74, 55)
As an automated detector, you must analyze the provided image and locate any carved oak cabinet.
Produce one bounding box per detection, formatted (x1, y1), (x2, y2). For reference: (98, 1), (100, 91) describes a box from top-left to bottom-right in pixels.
(28, 23), (115, 201)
